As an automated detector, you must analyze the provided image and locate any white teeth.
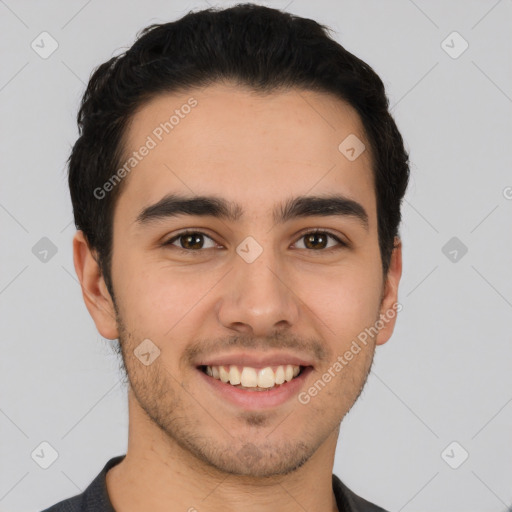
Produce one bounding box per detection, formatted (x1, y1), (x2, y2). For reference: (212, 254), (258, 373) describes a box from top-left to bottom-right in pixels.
(204, 364), (302, 389)
(229, 365), (241, 385)
(257, 367), (275, 388)
(219, 366), (230, 383)
(240, 367), (258, 387)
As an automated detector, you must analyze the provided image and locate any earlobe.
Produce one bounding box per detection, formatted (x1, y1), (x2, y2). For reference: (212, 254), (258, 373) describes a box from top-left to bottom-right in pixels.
(73, 230), (119, 340)
(375, 236), (403, 346)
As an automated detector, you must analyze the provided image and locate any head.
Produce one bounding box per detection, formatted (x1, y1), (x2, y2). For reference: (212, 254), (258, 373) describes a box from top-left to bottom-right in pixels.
(71, 3), (409, 478)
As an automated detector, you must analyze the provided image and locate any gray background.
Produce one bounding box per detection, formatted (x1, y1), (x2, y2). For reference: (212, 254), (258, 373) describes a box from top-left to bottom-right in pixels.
(1, 1), (511, 511)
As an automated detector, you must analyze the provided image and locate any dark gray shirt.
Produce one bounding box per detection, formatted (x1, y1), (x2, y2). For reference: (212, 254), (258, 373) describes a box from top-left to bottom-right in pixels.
(41, 455), (388, 512)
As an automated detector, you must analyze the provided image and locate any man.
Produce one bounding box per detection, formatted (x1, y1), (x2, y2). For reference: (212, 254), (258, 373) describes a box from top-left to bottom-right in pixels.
(42, 3), (409, 511)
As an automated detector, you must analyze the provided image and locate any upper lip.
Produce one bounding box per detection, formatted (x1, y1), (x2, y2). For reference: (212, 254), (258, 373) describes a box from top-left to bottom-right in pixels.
(196, 352), (315, 369)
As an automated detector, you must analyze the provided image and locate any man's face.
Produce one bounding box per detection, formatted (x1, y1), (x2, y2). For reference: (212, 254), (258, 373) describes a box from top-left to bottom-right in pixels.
(95, 83), (400, 477)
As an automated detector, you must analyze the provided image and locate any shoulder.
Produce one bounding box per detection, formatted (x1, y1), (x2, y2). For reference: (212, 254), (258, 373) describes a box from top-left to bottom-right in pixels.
(40, 494), (83, 512)
(39, 455), (126, 512)
(332, 474), (389, 512)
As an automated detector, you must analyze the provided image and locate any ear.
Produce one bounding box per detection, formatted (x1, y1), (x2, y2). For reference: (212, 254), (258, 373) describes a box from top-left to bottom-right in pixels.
(73, 230), (119, 340)
(375, 236), (403, 346)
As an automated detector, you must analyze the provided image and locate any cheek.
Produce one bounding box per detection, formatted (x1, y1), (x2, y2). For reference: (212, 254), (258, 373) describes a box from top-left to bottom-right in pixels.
(116, 260), (216, 337)
(292, 262), (382, 340)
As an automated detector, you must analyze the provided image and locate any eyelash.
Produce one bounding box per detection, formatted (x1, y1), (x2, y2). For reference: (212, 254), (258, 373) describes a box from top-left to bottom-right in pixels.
(163, 229), (348, 255)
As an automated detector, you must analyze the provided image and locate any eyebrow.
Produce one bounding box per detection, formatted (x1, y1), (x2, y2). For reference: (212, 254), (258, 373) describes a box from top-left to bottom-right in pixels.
(135, 193), (369, 231)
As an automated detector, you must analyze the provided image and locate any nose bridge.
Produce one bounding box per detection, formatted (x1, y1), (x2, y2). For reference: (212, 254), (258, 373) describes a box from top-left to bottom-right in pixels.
(217, 236), (299, 334)
(238, 242), (280, 298)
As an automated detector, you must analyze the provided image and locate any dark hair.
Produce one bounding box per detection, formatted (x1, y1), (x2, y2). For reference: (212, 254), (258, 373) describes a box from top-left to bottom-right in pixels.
(68, 2), (410, 299)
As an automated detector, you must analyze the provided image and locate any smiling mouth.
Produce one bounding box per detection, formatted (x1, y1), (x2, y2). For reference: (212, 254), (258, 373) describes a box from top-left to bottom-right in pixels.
(198, 364), (306, 391)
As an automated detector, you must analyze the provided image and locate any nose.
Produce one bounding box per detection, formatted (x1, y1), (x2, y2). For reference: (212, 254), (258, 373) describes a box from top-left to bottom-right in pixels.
(216, 246), (300, 337)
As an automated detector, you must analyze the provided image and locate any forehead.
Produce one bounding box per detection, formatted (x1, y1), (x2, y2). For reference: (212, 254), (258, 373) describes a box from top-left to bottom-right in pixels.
(116, 83), (375, 226)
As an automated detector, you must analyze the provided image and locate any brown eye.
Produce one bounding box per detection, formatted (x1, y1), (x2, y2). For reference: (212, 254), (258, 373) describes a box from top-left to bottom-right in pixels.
(294, 230), (346, 251)
(165, 231), (217, 251)
(303, 232), (328, 250)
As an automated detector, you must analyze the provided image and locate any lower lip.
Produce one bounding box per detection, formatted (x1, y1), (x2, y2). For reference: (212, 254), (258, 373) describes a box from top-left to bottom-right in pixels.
(197, 366), (314, 411)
